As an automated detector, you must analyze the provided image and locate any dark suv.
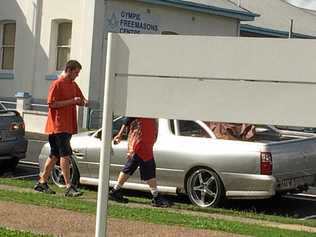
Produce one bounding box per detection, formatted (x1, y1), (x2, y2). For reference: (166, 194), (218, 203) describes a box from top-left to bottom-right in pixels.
(0, 102), (28, 173)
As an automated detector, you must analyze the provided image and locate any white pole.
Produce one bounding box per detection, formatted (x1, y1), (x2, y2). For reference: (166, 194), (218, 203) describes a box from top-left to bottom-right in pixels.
(288, 19), (294, 38)
(95, 33), (116, 237)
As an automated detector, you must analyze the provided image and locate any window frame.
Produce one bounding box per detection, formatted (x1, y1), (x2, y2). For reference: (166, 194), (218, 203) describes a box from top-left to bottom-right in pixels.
(0, 21), (16, 72)
(55, 21), (72, 71)
(172, 119), (216, 139)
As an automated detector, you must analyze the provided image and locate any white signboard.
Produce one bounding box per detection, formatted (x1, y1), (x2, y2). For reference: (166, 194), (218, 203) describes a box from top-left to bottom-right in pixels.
(95, 33), (316, 237)
(111, 34), (316, 127)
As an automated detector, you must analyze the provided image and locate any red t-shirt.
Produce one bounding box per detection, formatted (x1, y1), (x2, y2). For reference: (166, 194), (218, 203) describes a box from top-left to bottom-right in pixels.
(44, 75), (84, 135)
(127, 118), (157, 161)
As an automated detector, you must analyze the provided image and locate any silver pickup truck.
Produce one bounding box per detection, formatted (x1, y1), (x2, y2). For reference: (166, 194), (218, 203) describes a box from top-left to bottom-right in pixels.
(39, 118), (316, 207)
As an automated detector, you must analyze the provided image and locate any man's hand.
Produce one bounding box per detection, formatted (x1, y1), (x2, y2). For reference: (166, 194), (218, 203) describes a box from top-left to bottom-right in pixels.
(113, 124), (127, 145)
(113, 134), (122, 145)
(74, 97), (82, 105)
(74, 97), (89, 107)
(126, 152), (133, 160)
(83, 99), (89, 107)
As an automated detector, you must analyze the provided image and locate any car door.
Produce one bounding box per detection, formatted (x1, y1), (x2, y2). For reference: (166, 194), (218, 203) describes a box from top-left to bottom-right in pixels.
(110, 117), (129, 182)
(85, 117), (129, 181)
(154, 119), (213, 188)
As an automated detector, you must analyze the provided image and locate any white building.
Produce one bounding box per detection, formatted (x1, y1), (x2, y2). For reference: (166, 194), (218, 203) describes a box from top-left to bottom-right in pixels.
(0, 0), (256, 131)
(233, 0), (316, 38)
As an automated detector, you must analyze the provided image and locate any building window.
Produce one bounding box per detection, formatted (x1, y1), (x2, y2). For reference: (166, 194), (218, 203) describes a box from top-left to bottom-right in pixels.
(56, 22), (72, 71)
(0, 22), (16, 70)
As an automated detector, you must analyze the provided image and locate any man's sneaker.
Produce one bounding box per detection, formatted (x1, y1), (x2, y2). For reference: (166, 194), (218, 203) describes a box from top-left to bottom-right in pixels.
(152, 194), (170, 208)
(64, 185), (82, 197)
(109, 188), (128, 203)
(34, 182), (56, 194)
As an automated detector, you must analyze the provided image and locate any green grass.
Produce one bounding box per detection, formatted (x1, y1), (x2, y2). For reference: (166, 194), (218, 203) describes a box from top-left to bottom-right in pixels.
(0, 189), (96, 213)
(109, 206), (315, 237)
(1, 178), (316, 228)
(0, 227), (51, 237)
(173, 201), (316, 228)
(0, 188), (315, 237)
(118, 194), (316, 228)
(0, 178), (35, 189)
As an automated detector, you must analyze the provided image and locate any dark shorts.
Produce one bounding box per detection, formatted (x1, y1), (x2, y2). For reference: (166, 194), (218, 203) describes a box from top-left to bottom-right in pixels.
(122, 154), (156, 181)
(48, 133), (72, 159)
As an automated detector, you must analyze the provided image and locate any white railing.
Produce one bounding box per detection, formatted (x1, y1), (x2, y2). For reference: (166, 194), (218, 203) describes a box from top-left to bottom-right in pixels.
(0, 100), (16, 105)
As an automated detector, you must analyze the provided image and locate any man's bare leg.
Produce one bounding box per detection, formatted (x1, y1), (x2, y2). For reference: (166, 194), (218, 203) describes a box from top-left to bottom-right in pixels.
(34, 156), (57, 194)
(60, 156), (82, 197)
(147, 178), (169, 207)
(39, 156), (58, 183)
(117, 172), (129, 187)
(146, 178), (159, 197)
(60, 156), (71, 187)
(146, 178), (157, 189)
(109, 172), (130, 203)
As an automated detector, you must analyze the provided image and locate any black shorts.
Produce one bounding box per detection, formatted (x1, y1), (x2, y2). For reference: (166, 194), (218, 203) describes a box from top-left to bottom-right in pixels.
(48, 133), (72, 159)
(122, 154), (156, 181)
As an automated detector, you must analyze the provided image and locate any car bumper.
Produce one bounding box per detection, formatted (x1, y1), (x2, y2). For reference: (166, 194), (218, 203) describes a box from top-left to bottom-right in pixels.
(0, 136), (28, 160)
(276, 175), (316, 192)
(221, 172), (276, 199)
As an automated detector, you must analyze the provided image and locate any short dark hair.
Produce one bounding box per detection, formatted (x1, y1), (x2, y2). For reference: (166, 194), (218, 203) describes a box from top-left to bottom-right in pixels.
(65, 60), (82, 72)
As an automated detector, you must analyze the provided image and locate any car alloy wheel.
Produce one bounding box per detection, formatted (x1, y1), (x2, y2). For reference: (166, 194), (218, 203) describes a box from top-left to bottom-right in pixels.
(187, 168), (224, 208)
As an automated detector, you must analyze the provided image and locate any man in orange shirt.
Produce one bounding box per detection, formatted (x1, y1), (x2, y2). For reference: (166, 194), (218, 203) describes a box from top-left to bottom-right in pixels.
(34, 60), (88, 197)
(110, 117), (170, 207)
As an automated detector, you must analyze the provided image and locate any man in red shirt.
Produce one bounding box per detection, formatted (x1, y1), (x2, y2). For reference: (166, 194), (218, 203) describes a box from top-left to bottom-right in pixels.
(110, 117), (170, 207)
(34, 60), (88, 197)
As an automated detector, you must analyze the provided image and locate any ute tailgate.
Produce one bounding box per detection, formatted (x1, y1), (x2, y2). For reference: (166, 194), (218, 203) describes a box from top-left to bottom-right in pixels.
(266, 137), (316, 190)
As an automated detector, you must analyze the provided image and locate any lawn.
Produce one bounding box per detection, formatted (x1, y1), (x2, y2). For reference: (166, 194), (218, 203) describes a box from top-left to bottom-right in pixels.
(0, 178), (315, 237)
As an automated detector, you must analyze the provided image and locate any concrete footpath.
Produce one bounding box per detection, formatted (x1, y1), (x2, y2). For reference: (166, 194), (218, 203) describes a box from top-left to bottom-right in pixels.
(0, 201), (249, 237)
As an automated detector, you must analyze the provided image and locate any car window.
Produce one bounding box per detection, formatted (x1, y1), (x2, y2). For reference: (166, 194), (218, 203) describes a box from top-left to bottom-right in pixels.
(178, 120), (210, 138)
(96, 117), (128, 140)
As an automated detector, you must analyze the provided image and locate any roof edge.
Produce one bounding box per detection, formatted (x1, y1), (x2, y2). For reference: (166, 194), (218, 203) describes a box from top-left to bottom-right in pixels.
(137, 0), (258, 21)
(241, 24), (316, 39)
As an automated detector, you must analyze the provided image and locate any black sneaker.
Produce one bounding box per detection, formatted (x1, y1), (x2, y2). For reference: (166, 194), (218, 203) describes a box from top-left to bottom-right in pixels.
(152, 194), (170, 208)
(34, 182), (56, 194)
(64, 185), (82, 197)
(109, 188), (128, 203)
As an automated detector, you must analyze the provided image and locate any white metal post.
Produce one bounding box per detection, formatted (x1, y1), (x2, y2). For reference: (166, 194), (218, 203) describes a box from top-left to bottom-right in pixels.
(95, 33), (116, 237)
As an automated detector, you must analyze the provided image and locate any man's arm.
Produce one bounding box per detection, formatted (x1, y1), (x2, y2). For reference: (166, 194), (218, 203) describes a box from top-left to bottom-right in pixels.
(48, 97), (82, 109)
(75, 82), (89, 107)
(113, 124), (127, 145)
(113, 117), (136, 144)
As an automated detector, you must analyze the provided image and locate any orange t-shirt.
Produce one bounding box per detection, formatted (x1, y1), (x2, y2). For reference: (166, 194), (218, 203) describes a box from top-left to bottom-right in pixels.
(127, 118), (157, 161)
(44, 76), (84, 135)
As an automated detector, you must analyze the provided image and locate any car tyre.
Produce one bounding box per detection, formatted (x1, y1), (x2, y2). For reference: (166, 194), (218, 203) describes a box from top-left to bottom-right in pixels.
(51, 155), (80, 188)
(186, 167), (225, 208)
(0, 160), (6, 174)
(0, 158), (19, 174)
(7, 157), (19, 171)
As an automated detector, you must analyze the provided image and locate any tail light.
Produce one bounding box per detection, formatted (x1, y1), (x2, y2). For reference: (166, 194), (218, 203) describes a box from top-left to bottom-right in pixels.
(260, 152), (272, 175)
(10, 122), (25, 131)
